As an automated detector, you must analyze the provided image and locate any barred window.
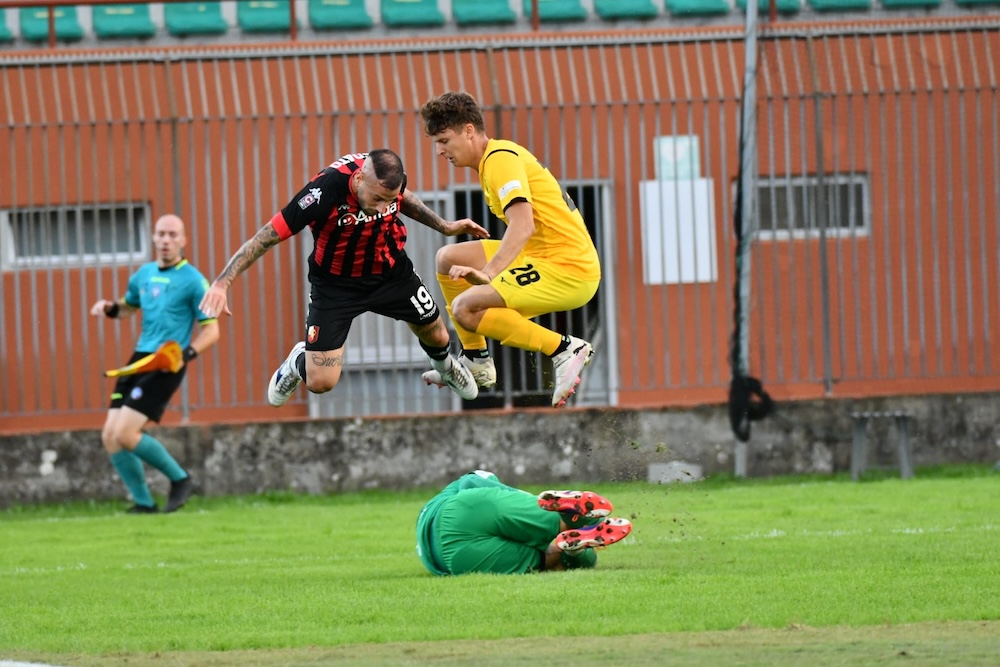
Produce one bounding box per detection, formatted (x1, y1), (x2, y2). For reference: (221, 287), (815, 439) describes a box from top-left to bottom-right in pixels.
(0, 205), (149, 270)
(756, 175), (869, 239)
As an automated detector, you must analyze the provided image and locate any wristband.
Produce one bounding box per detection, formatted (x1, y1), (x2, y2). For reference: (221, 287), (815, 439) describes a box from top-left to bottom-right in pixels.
(183, 345), (198, 362)
(105, 302), (120, 318)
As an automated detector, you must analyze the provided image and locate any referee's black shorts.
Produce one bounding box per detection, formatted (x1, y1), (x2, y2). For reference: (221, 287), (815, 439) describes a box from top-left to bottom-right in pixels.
(109, 352), (187, 423)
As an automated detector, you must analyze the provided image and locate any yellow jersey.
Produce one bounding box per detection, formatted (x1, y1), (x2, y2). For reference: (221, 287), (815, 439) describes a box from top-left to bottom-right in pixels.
(478, 139), (601, 280)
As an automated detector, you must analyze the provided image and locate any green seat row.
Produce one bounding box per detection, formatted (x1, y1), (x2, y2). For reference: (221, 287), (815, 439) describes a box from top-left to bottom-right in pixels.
(4, 0), (999, 41)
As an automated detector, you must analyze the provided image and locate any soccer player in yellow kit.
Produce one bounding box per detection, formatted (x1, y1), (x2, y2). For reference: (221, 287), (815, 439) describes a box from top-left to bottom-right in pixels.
(420, 91), (601, 407)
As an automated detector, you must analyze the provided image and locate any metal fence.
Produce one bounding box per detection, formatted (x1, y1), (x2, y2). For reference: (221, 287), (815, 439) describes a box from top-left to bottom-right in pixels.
(1, 20), (998, 432)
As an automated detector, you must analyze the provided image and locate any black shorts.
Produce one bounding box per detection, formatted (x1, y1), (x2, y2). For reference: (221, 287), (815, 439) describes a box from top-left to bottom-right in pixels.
(305, 260), (441, 351)
(109, 351), (187, 423)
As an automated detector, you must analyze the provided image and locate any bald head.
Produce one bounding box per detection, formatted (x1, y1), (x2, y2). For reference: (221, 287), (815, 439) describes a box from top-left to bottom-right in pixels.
(153, 213), (187, 267)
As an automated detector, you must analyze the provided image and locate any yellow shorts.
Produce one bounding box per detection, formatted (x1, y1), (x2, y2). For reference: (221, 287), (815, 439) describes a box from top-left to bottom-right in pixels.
(482, 240), (600, 319)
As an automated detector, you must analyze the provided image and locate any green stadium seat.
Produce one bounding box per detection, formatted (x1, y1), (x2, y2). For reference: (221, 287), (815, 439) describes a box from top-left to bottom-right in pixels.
(19, 6), (85, 42)
(309, 0), (373, 29)
(735, 0), (801, 11)
(880, 0), (940, 6)
(807, 0), (869, 9)
(165, 2), (229, 36)
(381, 0), (445, 26)
(0, 10), (13, 41)
(453, 0), (517, 24)
(664, 0), (730, 14)
(237, 0), (296, 32)
(954, 0), (1000, 4)
(594, 0), (659, 18)
(521, 0), (588, 21)
(93, 4), (157, 38)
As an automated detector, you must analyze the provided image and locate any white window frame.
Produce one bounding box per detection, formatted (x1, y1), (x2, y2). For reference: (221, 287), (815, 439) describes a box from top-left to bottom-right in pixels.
(0, 204), (150, 271)
(753, 174), (870, 241)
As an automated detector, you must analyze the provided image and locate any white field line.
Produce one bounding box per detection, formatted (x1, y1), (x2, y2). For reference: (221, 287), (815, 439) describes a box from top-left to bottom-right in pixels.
(0, 661), (67, 667)
(0, 551), (405, 578)
(646, 523), (997, 543)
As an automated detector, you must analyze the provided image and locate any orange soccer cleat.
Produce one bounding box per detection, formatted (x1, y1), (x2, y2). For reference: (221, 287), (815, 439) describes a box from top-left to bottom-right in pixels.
(555, 518), (632, 553)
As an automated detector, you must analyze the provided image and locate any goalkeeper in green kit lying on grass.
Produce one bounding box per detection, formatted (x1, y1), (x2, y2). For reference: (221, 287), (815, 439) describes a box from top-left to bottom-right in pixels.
(416, 470), (632, 575)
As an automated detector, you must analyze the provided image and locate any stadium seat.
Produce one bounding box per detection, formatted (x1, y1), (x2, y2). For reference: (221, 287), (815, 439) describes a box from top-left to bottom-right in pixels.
(880, 0), (940, 6)
(807, 0), (870, 9)
(665, 0), (730, 13)
(0, 10), (12, 42)
(93, 4), (157, 38)
(453, 0), (517, 24)
(165, 3), (229, 36)
(521, 0), (588, 21)
(735, 0), (801, 11)
(309, 0), (373, 28)
(19, 6), (85, 42)
(381, 0), (445, 26)
(954, 0), (1000, 4)
(237, 0), (296, 32)
(594, 0), (660, 19)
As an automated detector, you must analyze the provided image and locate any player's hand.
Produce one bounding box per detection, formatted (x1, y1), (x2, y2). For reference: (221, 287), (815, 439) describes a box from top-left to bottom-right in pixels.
(89, 299), (115, 317)
(443, 218), (490, 239)
(199, 283), (232, 318)
(449, 265), (493, 285)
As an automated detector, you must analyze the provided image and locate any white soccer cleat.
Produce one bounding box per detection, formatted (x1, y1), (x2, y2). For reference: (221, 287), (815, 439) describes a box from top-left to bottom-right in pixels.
(423, 356), (479, 401)
(551, 336), (594, 407)
(423, 356), (497, 390)
(267, 341), (305, 407)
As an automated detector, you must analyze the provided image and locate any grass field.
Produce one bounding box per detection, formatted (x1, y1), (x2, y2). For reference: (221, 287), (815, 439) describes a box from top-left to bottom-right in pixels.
(1, 466), (998, 666)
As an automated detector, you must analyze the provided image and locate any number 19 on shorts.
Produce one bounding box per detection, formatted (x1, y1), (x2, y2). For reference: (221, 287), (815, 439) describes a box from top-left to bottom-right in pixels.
(410, 286), (435, 317)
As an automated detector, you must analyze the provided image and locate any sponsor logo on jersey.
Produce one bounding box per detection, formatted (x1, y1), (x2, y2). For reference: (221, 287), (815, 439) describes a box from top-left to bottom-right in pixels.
(338, 200), (399, 226)
(498, 180), (522, 200)
(298, 187), (322, 209)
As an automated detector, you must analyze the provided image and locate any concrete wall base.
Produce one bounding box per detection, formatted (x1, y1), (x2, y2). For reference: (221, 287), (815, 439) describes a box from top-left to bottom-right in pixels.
(2, 393), (998, 508)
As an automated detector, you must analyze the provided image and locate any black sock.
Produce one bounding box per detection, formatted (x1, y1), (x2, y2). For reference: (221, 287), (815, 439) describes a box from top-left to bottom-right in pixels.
(463, 348), (490, 362)
(551, 335), (572, 357)
(295, 352), (307, 381)
(419, 340), (451, 361)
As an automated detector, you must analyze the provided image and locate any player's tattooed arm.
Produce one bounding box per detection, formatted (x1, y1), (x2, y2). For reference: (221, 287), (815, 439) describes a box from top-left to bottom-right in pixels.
(401, 191), (447, 233)
(212, 223), (282, 286)
(401, 191), (490, 239)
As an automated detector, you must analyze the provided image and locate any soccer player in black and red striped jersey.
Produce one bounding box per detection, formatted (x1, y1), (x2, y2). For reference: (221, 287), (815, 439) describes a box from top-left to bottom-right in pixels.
(199, 149), (489, 406)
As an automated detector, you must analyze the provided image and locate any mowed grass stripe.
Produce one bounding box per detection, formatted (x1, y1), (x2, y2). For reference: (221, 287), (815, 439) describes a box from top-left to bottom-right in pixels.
(0, 469), (997, 661)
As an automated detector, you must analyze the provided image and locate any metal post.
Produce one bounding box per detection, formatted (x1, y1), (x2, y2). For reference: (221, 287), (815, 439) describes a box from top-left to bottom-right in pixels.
(806, 35), (835, 395)
(733, 0), (759, 479)
(737, 0), (759, 382)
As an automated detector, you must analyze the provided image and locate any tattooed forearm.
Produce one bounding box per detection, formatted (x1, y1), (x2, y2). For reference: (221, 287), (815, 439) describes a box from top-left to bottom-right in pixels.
(401, 191), (446, 233)
(213, 223), (282, 285)
(310, 352), (343, 368)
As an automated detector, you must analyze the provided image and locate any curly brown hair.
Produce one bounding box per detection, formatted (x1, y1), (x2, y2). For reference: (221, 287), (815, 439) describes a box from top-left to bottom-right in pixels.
(420, 91), (485, 136)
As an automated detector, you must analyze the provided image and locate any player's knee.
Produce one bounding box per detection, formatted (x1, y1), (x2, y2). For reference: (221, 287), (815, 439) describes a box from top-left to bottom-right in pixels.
(99, 429), (117, 453)
(434, 245), (456, 274)
(305, 376), (338, 394)
(105, 427), (136, 452)
(451, 299), (475, 330)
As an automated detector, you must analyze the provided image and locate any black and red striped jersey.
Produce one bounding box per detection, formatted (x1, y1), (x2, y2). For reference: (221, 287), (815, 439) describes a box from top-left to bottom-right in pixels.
(270, 152), (409, 282)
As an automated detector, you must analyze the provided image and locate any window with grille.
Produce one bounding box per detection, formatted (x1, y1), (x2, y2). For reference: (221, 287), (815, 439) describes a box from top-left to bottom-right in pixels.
(755, 175), (869, 239)
(0, 205), (149, 270)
